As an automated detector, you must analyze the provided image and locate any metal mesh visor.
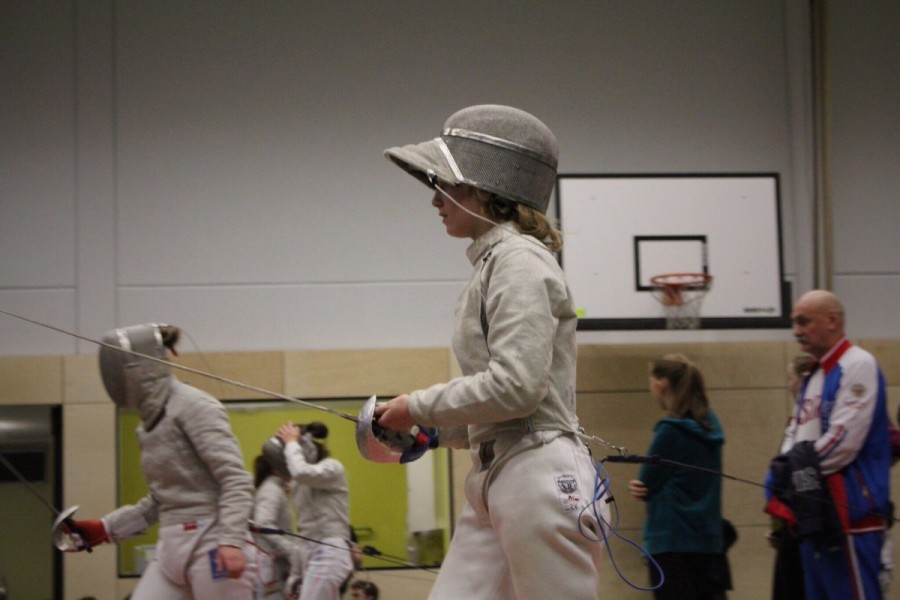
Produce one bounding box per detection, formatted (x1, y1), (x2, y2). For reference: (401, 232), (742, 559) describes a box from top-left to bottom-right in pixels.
(385, 104), (559, 213)
(98, 324), (170, 409)
(384, 138), (454, 189)
(442, 133), (556, 213)
(98, 330), (131, 407)
(261, 436), (290, 477)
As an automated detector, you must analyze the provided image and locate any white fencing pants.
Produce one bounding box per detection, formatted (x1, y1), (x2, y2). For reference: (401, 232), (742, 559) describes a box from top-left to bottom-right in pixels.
(295, 537), (354, 600)
(429, 431), (608, 600)
(131, 520), (256, 600)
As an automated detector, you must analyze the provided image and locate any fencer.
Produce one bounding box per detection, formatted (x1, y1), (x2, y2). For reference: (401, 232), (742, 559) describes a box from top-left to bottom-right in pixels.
(251, 451), (296, 600)
(375, 105), (610, 600)
(274, 422), (354, 600)
(66, 323), (256, 599)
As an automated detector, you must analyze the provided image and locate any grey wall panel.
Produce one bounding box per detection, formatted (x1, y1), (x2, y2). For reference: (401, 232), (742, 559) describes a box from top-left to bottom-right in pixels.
(5, 1), (899, 354)
(0, 1), (77, 288)
(834, 275), (900, 340)
(0, 290), (77, 355)
(116, 281), (462, 352)
(828, 1), (900, 274)
(110, 1), (794, 288)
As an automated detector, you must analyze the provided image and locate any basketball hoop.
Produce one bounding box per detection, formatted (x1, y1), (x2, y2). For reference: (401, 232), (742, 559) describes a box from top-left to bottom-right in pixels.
(650, 273), (713, 329)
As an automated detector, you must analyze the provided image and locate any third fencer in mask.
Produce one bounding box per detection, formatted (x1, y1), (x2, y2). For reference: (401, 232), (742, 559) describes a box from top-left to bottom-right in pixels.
(275, 421), (354, 600)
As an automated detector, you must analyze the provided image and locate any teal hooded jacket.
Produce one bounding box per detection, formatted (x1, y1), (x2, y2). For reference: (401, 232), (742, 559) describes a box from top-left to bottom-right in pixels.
(638, 411), (725, 555)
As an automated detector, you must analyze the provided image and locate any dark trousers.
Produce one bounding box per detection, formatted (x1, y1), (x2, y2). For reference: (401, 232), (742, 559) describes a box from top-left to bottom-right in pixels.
(650, 552), (731, 600)
(771, 532), (804, 600)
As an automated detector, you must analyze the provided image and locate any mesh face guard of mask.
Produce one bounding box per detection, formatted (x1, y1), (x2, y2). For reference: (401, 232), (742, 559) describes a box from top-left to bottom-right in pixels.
(384, 104), (559, 214)
(98, 324), (170, 409)
(261, 436), (291, 477)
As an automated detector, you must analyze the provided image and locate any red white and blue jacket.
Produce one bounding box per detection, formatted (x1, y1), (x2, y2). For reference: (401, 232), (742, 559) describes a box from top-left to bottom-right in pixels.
(777, 338), (891, 533)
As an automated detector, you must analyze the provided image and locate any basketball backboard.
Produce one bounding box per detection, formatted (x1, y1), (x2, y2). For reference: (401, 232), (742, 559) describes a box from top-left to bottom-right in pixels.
(556, 173), (790, 330)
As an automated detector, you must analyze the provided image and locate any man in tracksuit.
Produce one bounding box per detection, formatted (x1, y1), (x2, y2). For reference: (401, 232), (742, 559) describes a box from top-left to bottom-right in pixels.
(776, 290), (891, 599)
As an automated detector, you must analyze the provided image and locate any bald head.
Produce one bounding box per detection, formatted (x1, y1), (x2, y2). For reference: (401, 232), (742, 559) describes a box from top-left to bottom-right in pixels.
(791, 289), (846, 358)
(796, 289), (844, 318)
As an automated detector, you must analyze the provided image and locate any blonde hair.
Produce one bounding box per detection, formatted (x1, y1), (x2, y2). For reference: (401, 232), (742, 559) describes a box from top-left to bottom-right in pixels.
(476, 189), (563, 252)
(650, 353), (712, 430)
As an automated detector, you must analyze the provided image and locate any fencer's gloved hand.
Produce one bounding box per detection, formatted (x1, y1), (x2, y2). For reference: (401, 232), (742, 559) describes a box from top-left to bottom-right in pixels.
(400, 426), (439, 464)
(68, 519), (110, 549)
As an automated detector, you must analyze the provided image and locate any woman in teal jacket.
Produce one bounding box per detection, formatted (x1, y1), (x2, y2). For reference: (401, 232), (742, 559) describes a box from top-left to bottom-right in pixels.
(629, 355), (730, 600)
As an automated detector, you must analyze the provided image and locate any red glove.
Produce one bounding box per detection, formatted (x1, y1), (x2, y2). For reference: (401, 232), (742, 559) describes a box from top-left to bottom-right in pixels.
(67, 519), (110, 548)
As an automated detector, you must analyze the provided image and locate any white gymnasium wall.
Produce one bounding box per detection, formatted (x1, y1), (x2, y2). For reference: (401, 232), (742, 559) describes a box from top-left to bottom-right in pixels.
(826, 1), (900, 336)
(1, 0), (897, 356)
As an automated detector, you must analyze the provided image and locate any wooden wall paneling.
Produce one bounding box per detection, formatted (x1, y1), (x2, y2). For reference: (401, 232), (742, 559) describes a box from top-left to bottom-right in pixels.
(283, 348), (450, 398)
(0, 356), (63, 405)
(714, 389), (787, 525)
(63, 353), (105, 404)
(577, 390), (655, 531)
(175, 351), (285, 400)
(576, 342), (788, 393)
(63, 402), (117, 599)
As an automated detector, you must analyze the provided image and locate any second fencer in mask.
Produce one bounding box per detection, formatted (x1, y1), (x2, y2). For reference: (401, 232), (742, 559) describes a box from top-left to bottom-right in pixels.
(68, 323), (256, 600)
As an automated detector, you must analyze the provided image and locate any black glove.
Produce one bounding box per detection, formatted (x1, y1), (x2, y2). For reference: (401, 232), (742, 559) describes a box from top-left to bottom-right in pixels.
(302, 422), (329, 439)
